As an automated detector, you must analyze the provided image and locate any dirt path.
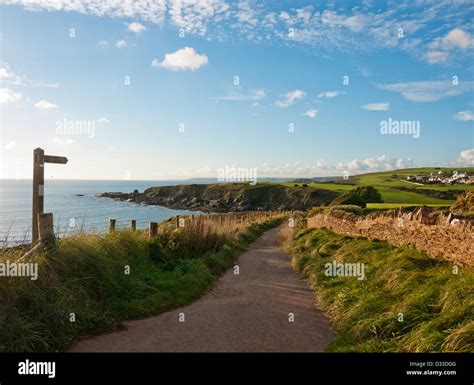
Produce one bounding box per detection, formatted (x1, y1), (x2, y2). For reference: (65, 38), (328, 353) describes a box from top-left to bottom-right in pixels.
(70, 226), (335, 352)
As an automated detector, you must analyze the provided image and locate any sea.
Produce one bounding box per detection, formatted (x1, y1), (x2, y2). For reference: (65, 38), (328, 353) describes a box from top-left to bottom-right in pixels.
(0, 179), (201, 245)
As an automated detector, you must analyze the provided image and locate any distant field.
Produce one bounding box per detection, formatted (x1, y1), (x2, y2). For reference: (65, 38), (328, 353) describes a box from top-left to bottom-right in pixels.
(280, 167), (473, 205)
(366, 203), (451, 209)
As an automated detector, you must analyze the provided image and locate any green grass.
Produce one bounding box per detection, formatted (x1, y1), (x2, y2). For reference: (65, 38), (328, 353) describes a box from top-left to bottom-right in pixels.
(0, 218), (282, 352)
(281, 167), (473, 205)
(366, 203), (451, 209)
(287, 227), (474, 352)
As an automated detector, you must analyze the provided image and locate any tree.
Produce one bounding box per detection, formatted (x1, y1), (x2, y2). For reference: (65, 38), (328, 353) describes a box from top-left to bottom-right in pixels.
(329, 193), (366, 208)
(351, 186), (383, 203)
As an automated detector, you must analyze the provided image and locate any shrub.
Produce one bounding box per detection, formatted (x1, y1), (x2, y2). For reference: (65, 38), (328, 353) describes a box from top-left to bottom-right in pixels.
(350, 186), (383, 203)
(329, 193), (366, 208)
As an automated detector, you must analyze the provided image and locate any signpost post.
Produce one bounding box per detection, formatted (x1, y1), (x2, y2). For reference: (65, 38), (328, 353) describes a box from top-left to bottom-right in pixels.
(32, 148), (68, 243)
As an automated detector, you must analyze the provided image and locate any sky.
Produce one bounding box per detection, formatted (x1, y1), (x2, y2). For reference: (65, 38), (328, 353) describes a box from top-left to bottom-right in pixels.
(0, 0), (473, 180)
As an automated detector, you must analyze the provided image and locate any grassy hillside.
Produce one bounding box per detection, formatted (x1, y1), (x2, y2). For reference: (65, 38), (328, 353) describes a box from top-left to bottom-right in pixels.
(284, 226), (473, 352)
(0, 217), (282, 352)
(282, 167), (474, 205)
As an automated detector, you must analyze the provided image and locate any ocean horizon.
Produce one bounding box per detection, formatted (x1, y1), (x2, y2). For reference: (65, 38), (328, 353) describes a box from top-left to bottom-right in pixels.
(0, 179), (201, 245)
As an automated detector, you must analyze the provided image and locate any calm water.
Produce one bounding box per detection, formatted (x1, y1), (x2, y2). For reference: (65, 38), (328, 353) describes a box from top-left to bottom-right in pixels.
(0, 179), (199, 245)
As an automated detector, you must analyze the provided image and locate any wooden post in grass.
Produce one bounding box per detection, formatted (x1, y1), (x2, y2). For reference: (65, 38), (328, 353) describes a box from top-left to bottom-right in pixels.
(32, 148), (68, 243)
(176, 215), (180, 229)
(131, 219), (136, 231)
(109, 219), (116, 233)
(149, 222), (158, 238)
(38, 213), (55, 245)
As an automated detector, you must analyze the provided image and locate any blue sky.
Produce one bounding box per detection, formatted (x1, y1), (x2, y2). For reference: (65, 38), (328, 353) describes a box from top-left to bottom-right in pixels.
(0, 0), (473, 180)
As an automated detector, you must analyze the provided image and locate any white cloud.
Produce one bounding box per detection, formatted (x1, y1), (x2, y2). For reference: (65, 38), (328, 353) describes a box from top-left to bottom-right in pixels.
(361, 102), (390, 111)
(0, 61), (58, 88)
(303, 109), (317, 118)
(336, 155), (416, 173)
(3, 1), (472, 65)
(127, 22), (146, 34)
(318, 91), (345, 98)
(457, 149), (474, 166)
(115, 40), (127, 48)
(152, 47), (208, 71)
(4, 141), (16, 150)
(425, 28), (473, 64)
(35, 100), (58, 109)
(321, 10), (366, 32)
(4, 0), (168, 24)
(0, 63), (16, 82)
(439, 28), (473, 50)
(217, 88), (265, 101)
(96, 117), (110, 124)
(377, 80), (474, 102)
(53, 137), (75, 145)
(181, 155), (417, 178)
(425, 50), (449, 64)
(98, 40), (109, 48)
(0, 88), (22, 104)
(168, 0), (230, 35)
(276, 89), (305, 108)
(454, 110), (474, 121)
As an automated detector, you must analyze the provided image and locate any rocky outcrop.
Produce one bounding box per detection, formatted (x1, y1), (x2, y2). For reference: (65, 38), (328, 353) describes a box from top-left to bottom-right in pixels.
(100, 183), (339, 213)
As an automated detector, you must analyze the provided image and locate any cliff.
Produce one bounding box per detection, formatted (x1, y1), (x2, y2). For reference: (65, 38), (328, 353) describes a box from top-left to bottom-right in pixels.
(100, 183), (339, 212)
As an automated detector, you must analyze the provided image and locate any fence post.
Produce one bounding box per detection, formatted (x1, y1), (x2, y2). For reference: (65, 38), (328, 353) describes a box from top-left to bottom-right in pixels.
(38, 212), (55, 245)
(32, 148), (45, 243)
(109, 219), (116, 233)
(176, 215), (180, 229)
(131, 219), (136, 231)
(149, 222), (158, 239)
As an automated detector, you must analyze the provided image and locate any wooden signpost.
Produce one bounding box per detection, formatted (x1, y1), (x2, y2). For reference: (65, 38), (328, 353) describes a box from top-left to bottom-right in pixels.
(32, 148), (68, 243)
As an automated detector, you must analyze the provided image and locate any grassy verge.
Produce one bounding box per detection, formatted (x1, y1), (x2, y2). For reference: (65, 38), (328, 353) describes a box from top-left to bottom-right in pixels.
(284, 226), (473, 352)
(0, 217), (282, 352)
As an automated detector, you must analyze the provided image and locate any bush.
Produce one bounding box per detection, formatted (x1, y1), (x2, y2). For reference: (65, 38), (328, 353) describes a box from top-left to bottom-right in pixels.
(329, 193), (366, 208)
(350, 186), (383, 203)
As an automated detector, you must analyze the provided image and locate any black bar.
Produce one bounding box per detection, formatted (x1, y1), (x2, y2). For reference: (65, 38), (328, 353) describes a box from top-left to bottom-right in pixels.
(0, 353), (471, 384)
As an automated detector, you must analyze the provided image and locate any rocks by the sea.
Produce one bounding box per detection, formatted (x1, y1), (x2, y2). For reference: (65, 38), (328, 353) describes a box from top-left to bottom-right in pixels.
(99, 183), (340, 213)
